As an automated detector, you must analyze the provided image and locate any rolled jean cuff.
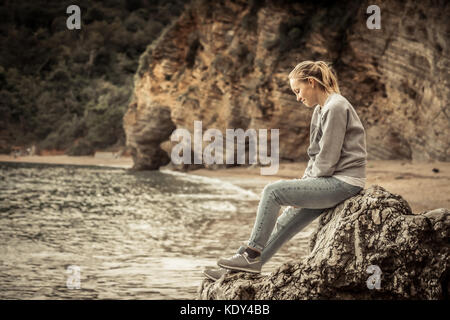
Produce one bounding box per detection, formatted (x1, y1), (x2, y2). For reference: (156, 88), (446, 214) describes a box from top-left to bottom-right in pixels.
(247, 240), (264, 252)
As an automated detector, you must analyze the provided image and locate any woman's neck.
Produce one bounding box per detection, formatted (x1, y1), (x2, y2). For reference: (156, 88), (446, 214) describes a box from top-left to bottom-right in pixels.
(318, 91), (332, 107)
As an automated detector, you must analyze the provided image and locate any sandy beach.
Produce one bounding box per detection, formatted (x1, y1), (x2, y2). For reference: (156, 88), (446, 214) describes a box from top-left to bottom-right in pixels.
(1, 154), (449, 214)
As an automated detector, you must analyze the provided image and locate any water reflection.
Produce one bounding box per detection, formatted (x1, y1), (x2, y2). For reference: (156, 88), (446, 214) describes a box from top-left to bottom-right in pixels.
(0, 162), (316, 299)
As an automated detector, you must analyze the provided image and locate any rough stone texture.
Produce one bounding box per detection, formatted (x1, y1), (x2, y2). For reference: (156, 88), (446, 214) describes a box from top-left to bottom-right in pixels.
(198, 185), (449, 300)
(123, 101), (175, 170)
(123, 0), (450, 170)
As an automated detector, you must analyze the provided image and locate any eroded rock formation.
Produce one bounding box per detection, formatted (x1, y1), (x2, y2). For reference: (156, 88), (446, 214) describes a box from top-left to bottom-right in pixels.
(123, 0), (450, 170)
(198, 185), (449, 300)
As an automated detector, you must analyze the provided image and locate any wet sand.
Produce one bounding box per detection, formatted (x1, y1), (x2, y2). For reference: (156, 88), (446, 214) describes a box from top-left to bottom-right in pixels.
(1, 155), (449, 213)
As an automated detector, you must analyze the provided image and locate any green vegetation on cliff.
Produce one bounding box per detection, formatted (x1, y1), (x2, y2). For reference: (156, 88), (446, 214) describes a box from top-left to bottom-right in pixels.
(0, 0), (186, 155)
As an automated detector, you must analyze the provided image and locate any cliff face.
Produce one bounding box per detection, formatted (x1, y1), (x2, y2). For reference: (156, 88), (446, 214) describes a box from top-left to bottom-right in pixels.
(123, 0), (450, 170)
(198, 185), (450, 300)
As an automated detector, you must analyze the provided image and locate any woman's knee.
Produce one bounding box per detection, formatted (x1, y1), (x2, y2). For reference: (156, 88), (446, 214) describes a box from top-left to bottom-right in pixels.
(261, 179), (286, 195)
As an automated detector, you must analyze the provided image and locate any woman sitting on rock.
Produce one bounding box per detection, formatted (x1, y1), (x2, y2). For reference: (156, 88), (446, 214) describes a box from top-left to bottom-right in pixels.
(203, 60), (367, 280)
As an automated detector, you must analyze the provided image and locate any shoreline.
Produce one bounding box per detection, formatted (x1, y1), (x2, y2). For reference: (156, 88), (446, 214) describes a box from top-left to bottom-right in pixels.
(1, 154), (449, 214)
(0, 154), (134, 169)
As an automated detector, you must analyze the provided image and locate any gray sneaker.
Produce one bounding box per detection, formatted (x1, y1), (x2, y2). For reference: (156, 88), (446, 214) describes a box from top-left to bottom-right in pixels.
(202, 268), (232, 281)
(217, 252), (262, 273)
(202, 245), (247, 281)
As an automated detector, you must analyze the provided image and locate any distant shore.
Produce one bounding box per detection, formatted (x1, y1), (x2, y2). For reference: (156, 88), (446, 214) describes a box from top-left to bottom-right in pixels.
(0, 154), (134, 169)
(1, 154), (449, 214)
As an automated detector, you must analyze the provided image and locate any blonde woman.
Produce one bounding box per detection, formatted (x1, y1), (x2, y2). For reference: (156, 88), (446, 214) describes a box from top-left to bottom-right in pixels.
(203, 60), (367, 280)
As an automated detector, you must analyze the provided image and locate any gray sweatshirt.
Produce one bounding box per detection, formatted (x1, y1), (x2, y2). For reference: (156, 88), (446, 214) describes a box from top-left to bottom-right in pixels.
(302, 93), (367, 188)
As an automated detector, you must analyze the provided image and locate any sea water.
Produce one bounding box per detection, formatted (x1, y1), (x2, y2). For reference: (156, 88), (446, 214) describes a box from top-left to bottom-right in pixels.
(0, 161), (315, 299)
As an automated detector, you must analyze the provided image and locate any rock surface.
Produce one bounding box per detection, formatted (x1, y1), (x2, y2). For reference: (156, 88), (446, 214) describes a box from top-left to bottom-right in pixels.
(124, 101), (176, 170)
(198, 185), (449, 300)
(123, 0), (450, 170)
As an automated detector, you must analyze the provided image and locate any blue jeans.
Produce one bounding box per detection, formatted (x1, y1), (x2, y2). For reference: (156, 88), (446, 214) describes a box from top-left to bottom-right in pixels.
(238, 176), (363, 265)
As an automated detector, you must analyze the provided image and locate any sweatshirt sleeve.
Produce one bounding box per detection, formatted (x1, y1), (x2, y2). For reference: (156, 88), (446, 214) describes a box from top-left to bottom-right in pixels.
(302, 158), (314, 179)
(310, 104), (348, 177)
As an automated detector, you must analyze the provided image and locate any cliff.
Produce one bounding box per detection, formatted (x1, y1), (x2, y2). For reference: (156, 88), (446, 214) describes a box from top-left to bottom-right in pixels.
(198, 185), (450, 300)
(123, 0), (450, 170)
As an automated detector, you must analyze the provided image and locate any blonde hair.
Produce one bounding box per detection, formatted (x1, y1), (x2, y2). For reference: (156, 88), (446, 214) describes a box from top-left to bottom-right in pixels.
(288, 60), (341, 94)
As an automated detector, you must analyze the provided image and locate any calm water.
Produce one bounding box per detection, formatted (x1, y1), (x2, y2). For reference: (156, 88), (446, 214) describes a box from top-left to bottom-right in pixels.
(0, 161), (315, 299)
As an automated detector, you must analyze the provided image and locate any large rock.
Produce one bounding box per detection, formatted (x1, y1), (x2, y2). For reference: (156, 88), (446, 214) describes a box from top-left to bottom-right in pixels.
(198, 185), (449, 300)
(124, 0), (450, 170)
(123, 101), (176, 170)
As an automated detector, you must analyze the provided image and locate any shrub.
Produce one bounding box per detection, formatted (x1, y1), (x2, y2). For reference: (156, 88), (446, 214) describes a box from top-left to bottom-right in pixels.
(66, 138), (95, 156)
(1, 0), (185, 152)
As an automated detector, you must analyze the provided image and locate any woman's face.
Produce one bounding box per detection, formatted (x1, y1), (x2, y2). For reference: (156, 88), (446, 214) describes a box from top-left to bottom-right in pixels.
(289, 78), (317, 108)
